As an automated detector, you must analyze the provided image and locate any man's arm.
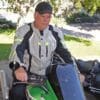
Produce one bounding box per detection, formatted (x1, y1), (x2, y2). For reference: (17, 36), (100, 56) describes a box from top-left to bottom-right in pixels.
(9, 24), (30, 71)
(54, 28), (73, 63)
(9, 25), (30, 81)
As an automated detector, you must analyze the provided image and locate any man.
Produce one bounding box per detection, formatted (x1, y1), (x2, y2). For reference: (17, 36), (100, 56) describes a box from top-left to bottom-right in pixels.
(9, 1), (75, 100)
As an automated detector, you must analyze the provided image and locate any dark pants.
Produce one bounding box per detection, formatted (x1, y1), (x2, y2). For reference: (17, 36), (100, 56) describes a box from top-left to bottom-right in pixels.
(9, 83), (27, 100)
(9, 72), (49, 100)
(9, 73), (27, 100)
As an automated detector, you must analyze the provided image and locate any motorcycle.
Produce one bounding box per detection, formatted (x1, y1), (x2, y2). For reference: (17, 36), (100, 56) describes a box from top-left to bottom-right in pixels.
(76, 59), (100, 94)
(12, 63), (86, 100)
(0, 54), (86, 100)
(15, 54), (86, 100)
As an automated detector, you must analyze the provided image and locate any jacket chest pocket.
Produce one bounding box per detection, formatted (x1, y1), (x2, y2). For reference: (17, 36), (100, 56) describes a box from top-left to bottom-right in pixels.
(29, 35), (56, 59)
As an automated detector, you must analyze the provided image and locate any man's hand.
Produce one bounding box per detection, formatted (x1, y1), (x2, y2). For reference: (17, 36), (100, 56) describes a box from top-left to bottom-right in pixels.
(80, 73), (85, 84)
(14, 67), (28, 82)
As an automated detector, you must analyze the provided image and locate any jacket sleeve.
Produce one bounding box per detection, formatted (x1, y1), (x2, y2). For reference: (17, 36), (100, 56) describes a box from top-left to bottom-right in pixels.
(9, 25), (30, 70)
(54, 27), (73, 63)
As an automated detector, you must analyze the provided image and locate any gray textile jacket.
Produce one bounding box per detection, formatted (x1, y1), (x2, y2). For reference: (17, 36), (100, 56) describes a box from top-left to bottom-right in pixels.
(9, 23), (72, 75)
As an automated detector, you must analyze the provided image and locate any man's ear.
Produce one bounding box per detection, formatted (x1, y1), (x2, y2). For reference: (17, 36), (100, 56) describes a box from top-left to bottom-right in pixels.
(34, 12), (39, 19)
(35, 12), (39, 17)
(34, 12), (36, 18)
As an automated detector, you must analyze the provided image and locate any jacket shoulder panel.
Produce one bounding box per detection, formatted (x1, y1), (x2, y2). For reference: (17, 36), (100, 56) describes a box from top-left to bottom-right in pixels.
(50, 25), (64, 40)
(16, 24), (31, 38)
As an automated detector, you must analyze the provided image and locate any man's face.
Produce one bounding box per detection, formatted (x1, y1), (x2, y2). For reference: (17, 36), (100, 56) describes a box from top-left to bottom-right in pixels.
(34, 12), (52, 30)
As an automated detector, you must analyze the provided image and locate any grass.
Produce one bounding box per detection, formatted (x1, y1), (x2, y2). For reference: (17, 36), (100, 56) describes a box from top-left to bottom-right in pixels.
(64, 35), (100, 59)
(0, 28), (15, 60)
(0, 28), (100, 60)
(64, 35), (92, 46)
(65, 40), (100, 59)
(0, 43), (12, 60)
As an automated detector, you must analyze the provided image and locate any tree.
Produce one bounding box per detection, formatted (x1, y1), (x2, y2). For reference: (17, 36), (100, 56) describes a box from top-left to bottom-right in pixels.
(81, 0), (100, 15)
(7, 0), (100, 26)
(7, 0), (43, 27)
(49, 0), (62, 16)
(7, 0), (64, 27)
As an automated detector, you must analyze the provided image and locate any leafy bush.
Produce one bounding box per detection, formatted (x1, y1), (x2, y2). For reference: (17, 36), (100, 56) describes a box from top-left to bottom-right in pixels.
(0, 18), (16, 29)
(65, 12), (99, 24)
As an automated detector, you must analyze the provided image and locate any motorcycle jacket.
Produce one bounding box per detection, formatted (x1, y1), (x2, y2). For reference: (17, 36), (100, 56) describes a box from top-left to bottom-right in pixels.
(9, 23), (73, 75)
